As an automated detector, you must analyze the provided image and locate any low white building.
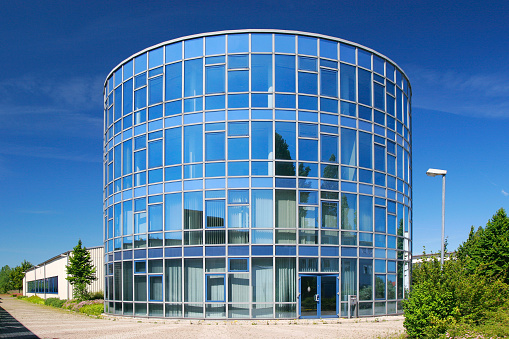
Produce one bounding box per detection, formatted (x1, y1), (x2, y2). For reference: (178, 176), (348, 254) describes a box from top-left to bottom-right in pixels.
(23, 246), (104, 300)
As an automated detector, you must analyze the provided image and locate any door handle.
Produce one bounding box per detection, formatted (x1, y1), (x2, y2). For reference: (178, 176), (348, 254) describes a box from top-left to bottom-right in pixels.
(314, 294), (319, 302)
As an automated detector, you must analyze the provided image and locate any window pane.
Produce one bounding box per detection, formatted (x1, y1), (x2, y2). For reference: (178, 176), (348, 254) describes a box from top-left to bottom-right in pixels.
(252, 122), (273, 159)
(165, 62), (182, 101)
(184, 59), (203, 97)
(252, 258), (273, 302)
(275, 122), (296, 160)
(184, 125), (203, 163)
(298, 139), (317, 161)
(165, 127), (181, 166)
(228, 206), (249, 228)
(206, 65), (225, 94)
(206, 200), (225, 227)
(205, 132), (225, 161)
(148, 140), (163, 168)
(251, 55), (272, 92)
(252, 190), (273, 228)
(275, 55), (295, 93)
(340, 64), (356, 101)
(359, 132), (372, 169)
(148, 204), (163, 232)
(321, 69), (338, 97)
(184, 259), (203, 302)
(321, 135), (338, 163)
(184, 191), (203, 229)
(322, 201), (338, 228)
(274, 190), (296, 228)
(341, 128), (357, 166)
(165, 259), (182, 302)
(341, 193), (357, 230)
(358, 69), (372, 106)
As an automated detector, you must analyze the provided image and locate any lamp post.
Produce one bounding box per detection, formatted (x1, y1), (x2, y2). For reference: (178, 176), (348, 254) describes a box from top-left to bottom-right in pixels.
(426, 168), (447, 267)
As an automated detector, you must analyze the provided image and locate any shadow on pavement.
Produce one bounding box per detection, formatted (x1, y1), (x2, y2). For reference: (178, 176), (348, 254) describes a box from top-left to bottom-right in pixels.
(0, 304), (39, 338)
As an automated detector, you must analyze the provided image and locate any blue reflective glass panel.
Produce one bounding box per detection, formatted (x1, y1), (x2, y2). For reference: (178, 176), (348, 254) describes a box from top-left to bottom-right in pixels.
(251, 122), (273, 159)
(206, 65), (225, 94)
(320, 39), (337, 59)
(275, 122), (296, 160)
(251, 33), (272, 52)
(298, 139), (318, 161)
(228, 34), (248, 53)
(184, 125), (202, 163)
(321, 69), (338, 98)
(275, 55), (295, 93)
(298, 36), (317, 56)
(228, 138), (248, 160)
(205, 132), (225, 161)
(321, 134), (338, 163)
(228, 71), (249, 92)
(251, 55), (272, 92)
(275, 34), (295, 53)
(165, 62), (182, 101)
(165, 127), (181, 166)
(340, 64), (356, 101)
(205, 35), (225, 55)
(184, 59), (203, 97)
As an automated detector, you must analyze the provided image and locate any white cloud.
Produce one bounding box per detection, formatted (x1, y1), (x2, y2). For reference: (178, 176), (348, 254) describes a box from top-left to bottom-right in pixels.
(407, 65), (509, 118)
(502, 190), (509, 197)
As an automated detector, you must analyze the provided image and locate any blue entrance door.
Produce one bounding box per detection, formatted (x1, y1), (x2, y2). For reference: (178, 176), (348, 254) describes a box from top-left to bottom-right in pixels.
(299, 274), (338, 318)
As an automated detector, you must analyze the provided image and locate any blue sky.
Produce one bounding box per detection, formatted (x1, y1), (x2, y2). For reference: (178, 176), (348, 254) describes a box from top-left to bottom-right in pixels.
(1, 0), (508, 267)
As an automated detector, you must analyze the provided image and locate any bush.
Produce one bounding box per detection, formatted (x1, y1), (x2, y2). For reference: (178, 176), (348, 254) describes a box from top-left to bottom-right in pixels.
(88, 291), (104, 300)
(404, 254), (508, 338)
(25, 295), (45, 304)
(79, 303), (104, 316)
(63, 298), (103, 312)
(44, 297), (66, 308)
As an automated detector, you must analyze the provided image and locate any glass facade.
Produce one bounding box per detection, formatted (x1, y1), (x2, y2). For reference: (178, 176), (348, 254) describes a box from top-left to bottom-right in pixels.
(103, 30), (412, 318)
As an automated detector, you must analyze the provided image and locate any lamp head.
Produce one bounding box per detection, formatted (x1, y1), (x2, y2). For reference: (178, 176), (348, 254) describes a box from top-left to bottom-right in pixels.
(426, 168), (447, 177)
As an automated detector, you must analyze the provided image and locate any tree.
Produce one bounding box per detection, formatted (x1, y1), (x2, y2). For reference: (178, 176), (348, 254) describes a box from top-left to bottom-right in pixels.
(456, 208), (509, 283)
(9, 260), (33, 293)
(0, 265), (12, 293)
(66, 240), (97, 300)
(404, 254), (508, 338)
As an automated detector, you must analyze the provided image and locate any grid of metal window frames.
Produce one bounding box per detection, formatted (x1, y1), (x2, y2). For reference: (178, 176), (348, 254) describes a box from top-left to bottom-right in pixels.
(26, 276), (58, 294)
(103, 30), (412, 318)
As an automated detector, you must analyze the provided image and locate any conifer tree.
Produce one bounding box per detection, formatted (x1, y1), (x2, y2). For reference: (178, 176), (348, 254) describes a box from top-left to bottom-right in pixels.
(66, 240), (96, 300)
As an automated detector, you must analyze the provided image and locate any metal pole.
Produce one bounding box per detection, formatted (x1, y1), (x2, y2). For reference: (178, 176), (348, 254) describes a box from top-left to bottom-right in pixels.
(441, 174), (446, 268)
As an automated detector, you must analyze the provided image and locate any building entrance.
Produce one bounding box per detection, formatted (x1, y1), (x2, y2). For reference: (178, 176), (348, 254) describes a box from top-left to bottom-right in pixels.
(299, 274), (338, 318)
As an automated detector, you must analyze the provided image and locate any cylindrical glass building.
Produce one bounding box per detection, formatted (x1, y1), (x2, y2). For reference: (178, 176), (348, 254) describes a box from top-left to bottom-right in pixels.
(103, 30), (412, 319)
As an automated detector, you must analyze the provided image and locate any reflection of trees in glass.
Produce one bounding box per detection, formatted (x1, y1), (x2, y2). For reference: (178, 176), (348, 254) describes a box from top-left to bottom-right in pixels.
(322, 154), (338, 179)
(375, 276), (385, 299)
(359, 285), (372, 300)
(298, 163), (311, 177)
(341, 194), (357, 230)
(397, 218), (404, 236)
(387, 278), (396, 299)
(275, 132), (295, 176)
(397, 261), (403, 299)
(397, 220), (404, 259)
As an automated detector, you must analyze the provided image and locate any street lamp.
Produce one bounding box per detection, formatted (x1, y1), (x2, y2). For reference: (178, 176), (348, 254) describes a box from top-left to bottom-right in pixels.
(426, 168), (447, 267)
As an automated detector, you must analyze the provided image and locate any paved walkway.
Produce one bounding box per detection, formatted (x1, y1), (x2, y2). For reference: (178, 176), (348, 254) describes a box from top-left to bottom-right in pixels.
(0, 295), (405, 338)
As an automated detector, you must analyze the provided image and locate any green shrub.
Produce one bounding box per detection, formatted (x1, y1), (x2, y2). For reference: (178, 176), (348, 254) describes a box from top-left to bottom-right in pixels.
(25, 295), (45, 304)
(79, 303), (104, 316)
(88, 291), (104, 300)
(44, 297), (66, 308)
(404, 255), (508, 338)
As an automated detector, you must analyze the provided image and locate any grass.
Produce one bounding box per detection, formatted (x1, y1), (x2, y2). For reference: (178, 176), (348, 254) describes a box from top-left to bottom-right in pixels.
(79, 303), (104, 316)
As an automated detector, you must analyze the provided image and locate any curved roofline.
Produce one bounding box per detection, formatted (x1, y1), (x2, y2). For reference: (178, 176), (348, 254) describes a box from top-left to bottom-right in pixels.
(105, 29), (411, 94)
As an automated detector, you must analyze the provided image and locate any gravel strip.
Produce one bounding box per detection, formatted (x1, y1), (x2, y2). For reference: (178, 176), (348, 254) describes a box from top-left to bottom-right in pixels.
(0, 295), (405, 339)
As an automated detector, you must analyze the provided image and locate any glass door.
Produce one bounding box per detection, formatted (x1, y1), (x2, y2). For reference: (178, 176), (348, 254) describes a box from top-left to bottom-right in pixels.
(299, 274), (338, 318)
